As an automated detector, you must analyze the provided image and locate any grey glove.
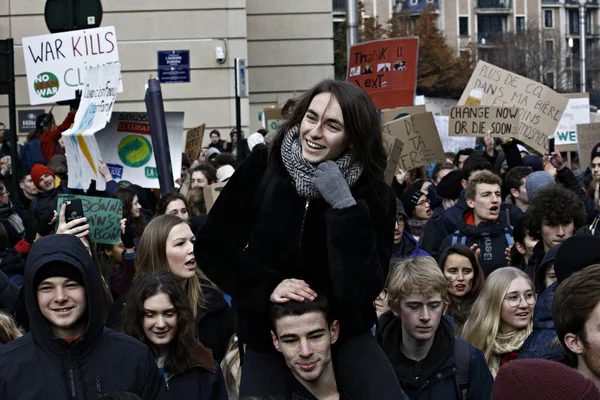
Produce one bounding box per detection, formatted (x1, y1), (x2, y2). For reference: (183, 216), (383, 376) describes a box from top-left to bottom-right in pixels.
(312, 161), (356, 209)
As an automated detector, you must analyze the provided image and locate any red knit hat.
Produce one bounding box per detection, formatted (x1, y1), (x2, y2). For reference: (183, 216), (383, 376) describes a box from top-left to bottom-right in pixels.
(30, 164), (55, 187)
(492, 359), (600, 400)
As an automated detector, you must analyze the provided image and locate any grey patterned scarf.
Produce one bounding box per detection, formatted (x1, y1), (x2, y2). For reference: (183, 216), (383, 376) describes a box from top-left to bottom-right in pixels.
(280, 125), (363, 199)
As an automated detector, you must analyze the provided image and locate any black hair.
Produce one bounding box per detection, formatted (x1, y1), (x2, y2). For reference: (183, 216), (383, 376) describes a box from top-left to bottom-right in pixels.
(504, 166), (533, 195)
(209, 129), (221, 138)
(181, 153), (191, 169)
(214, 153), (236, 169)
(510, 216), (530, 267)
(462, 155), (493, 181)
(156, 192), (190, 217)
(257, 128), (268, 137)
(270, 296), (333, 334)
(189, 164), (217, 185)
(454, 148), (475, 166)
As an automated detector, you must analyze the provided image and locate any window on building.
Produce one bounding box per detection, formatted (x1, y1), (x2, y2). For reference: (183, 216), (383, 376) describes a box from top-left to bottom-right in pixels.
(545, 72), (555, 89)
(568, 9), (592, 35)
(516, 16), (525, 34)
(459, 16), (469, 36)
(545, 40), (554, 59)
(544, 10), (553, 28)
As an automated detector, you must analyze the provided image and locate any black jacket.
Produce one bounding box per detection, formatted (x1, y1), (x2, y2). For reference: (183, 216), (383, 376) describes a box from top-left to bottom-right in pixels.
(12, 190), (36, 243)
(164, 361), (228, 400)
(32, 185), (70, 235)
(106, 285), (234, 363)
(196, 147), (396, 352)
(0, 235), (165, 399)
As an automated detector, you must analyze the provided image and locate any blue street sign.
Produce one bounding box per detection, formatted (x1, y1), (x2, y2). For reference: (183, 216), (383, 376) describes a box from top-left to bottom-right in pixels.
(157, 50), (190, 83)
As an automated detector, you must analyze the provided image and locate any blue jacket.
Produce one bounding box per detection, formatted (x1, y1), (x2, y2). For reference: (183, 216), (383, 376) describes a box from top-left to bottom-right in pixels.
(518, 281), (564, 360)
(377, 312), (493, 400)
(396, 231), (430, 259)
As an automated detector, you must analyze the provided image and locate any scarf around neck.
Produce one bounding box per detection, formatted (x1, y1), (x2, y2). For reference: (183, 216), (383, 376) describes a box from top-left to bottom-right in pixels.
(489, 328), (530, 378)
(280, 125), (363, 199)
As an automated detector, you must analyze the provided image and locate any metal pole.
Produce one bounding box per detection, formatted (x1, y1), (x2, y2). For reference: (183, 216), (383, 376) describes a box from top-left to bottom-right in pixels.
(580, 2), (586, 92)
(6, 39), (18, 188)
(346, 0), (359, 48)
(234, 59), (243, 163)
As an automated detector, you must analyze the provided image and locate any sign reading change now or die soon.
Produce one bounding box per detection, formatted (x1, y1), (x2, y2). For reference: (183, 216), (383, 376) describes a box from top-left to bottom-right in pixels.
(22, 26), (121, 105)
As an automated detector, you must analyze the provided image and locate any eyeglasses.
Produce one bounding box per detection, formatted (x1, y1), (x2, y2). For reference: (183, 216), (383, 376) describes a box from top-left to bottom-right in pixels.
(504, 292), (536, 308)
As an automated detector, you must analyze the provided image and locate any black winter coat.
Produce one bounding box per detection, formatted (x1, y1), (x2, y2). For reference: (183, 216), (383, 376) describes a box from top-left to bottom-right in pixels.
(0, 235), (165, 399)
(196, 147), (396, 352)
(13, 189), (37, 243)
(164, 362), (228, 400)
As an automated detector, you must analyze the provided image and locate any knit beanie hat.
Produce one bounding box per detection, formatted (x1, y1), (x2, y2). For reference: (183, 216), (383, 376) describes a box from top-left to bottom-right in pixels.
(396, 198), (408, 220)
(525, 171), (555, 202)
(30, 164), (55, 187)
(400, 186), (423, 219)
(216, 165), (235, 183)
(591, 142), (600, 165)
(492, 359), (600, 400)
(522, 155), (543, 172)
(247, 132), (266, 152)
(33, 262), (84, 292)
(205, 147), (221, 161)
(555, 235), (600, 283)
(436, 170), (463, 200)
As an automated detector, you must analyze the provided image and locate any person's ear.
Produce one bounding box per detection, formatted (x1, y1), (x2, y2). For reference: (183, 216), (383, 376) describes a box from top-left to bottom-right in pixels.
(461, 179), (467, 189)
(515, 242), (526, 255)
(330, 320), (340, 345)
(271, 330), (282, 353)
(466, 197), (475, 209)
(564, 333), (584, 355)
(510, 188), (519, 199)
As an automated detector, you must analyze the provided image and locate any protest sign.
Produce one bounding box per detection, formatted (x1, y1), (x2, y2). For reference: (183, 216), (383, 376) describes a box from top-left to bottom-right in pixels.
(380, 105), (426, 125)
(62, 63), (121, 191)
(434, 116), (477, 153)
(94, 112), (184, 189)
(347, 37), (419, 109)
(264, 108), (284, 137)
(56, 194), (123, 245)
(382, 132), (405, 185)
(458, 61), (568, 153)
(554, 93), (590, 146)
(185, 124), (205, 160)
(204, 182), (227, 213)
(449, 106), (520, 138)
(22, 26), (121, 105)
(577, 123), (600, 169)
(383, 112), (446, 170)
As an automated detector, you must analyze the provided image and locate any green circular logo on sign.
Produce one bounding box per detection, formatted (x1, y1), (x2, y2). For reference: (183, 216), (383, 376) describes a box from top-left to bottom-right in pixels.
(34, 72), (60, 98)
(118, 135), (153, 168)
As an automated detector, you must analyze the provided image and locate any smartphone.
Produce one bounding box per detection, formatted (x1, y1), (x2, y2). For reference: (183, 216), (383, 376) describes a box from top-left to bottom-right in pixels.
(65, 199), (85, 223)
(548, 138), (555, 154)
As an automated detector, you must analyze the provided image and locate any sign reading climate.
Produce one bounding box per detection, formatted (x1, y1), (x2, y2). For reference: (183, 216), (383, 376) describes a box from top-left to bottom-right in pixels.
(22, 26), (121, 105)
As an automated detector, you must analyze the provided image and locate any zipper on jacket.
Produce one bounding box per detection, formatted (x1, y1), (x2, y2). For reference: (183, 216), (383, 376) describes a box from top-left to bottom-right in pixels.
(298, 199), (310, 248)
(66, 351), (77, 399)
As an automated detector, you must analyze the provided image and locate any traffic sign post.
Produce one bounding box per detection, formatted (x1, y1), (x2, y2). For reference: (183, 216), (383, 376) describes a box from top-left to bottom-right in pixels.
(157, 50), (190, 84)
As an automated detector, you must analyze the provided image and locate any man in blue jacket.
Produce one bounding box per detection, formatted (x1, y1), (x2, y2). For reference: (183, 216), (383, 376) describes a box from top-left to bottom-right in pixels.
(377, 256), (493, 400)
(0, 234), (165, 399)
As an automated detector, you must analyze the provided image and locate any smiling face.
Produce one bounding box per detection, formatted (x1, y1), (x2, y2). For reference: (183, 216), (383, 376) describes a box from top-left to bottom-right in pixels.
(271, 311), (339, 386)
(467, 183), (501, 225)
(143, 292), (178, 356)
(165, 199), (189, 221)
(399, 292), (445, 342)
(300, 92), (349, 165)
(165, 223), (196, 280)
(38, 173), (55, 192)
(37, 276), (86, 339)
(499, 277), (535, 333)
(443, 254), (474, 297)
(130, 195), (141, 218)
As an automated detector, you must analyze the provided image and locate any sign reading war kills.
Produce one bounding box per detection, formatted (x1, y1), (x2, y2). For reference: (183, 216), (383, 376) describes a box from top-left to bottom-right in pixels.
(347, 37), (419, 109)
(577, 123), (600, 170)
(56, 194), (123, 245)
(459, 61), (568, 153)
(383, 112), (446, 170)
(449, 106), (520, 138)
(22, 26), (121, 105)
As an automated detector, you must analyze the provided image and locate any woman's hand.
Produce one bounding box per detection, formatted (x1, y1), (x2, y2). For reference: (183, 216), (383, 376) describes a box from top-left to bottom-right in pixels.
(98, 158), (113, 182)
(395, 167), (407, 185)
(56, 203), (90, 238)
(270, 279), (317, 304)
(312, 161), (356, 209)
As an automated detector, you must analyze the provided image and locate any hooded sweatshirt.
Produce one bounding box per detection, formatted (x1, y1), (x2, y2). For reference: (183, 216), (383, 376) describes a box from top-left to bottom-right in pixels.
(0, 235), (164, 399)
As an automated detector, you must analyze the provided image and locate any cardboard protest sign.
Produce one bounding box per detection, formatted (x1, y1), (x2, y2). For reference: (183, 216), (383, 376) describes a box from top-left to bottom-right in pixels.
(347, 37), (419, 109)
(434, 116), (477, 153)
(204, 182), (227, 213)
(94, 112), (184, 189)
(263, 108), (284, 137)
(380, 105), (426, 125)
(449, 106), (520, 138)
(22, 26), (121, 105)
(554, 93), (590, 146)
(56, 194), (123, 245)
(62, 63), (121, 191)
(577, 123), (600, 169)
(458, 61), (568, 153)
(382, 132), (405, 185)
(383, 112), (446, 170)
(185, 124), (205, 160)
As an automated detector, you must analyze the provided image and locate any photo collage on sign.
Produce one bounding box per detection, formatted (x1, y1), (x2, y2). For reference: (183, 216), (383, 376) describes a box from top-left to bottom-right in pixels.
(349, 61), (407, 77)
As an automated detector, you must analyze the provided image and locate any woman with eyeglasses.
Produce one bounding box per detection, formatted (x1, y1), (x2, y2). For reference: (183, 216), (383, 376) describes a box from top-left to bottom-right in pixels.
(462, 267), (536, 378)
(399, 182), (432, 242)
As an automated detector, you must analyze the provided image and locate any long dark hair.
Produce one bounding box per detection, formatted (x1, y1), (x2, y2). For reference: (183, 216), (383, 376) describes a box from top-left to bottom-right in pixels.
(156, 192), (190, 217)
(119, 270), (208, 375)
(112, 187), (147, 237)
(270, 79), (390, 207)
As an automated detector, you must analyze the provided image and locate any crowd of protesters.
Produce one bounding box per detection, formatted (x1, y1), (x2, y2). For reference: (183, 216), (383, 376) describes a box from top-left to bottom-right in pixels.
(0, 79), (600, 399)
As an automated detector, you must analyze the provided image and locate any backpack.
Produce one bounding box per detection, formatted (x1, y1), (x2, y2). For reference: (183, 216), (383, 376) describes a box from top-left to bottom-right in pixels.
(450, 225), (514, 248)
(20, 138), (46, 172)
(453, 338), (471, 400)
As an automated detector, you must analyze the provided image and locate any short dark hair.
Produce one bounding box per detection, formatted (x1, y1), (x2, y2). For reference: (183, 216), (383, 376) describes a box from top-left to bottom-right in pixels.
(214, 153), (236, 169)
(270, 296), (333, 335)
(462, 155), (493, 181)
(504, 166), (533, 194)
(526, 185), (587, 241)
(257, 128), (268, 137)
(454, 148), (475, 166)
(189, 164), (217, 184)
(553, 264), (600, 357)
(209, 129), (220, 138)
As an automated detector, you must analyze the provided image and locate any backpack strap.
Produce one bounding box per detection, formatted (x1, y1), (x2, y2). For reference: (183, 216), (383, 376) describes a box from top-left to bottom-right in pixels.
(453, 338), (471, 400)
(504, 225), (514, 248)
(451, 230), (462, 246)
